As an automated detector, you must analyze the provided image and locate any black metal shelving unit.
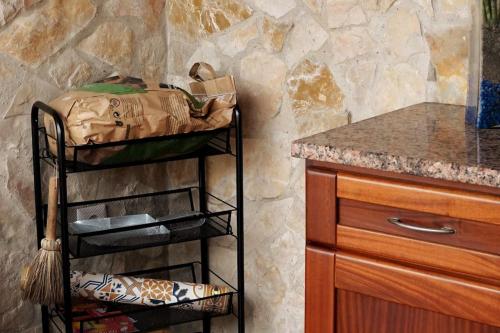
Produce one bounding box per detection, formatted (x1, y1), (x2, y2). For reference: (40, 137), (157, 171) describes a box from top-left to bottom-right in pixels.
(31, 101), (244, 333)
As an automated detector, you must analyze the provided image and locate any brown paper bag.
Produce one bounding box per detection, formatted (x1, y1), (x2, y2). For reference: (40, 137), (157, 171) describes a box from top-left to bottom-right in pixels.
(189, 62), (237, 128)
(43, 66), (237, 165)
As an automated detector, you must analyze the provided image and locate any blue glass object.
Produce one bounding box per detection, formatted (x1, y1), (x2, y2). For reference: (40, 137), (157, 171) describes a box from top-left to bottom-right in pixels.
(478, 80), (500, 128)
(465, 1), (500, 128)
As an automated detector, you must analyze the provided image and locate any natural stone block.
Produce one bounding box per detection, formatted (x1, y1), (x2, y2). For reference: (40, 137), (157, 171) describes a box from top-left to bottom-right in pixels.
(426, 28), (469, 79)
(434, 0), (470, 21)
(0, 57), (24, 110)
(426, 27), (469, 105)
(0, 287), (37, 330)
(383, 8), (425, 61)
(0, 0), (96, 66)
(166, 38), (197, 75)
(186, 40), (221, 71)
(167, 0), (252, 39)
(414, 0), (434, 17)
(243, 138), (291, 200)
(0, 0), (22, 26)
(252, 0), (296, 18)
(303, 0), (324, 13)
(103, 0), (166, 32)
(23, 0), (41, 7)
(362, 0), (396, 12)
(240, 50), (287, 91)
(327, 0), (367, 28)
(3, 75), (61, 119)
(436, 75), (468, 105)
(287, 59), (344, 113)
(238, 51), (288, 135)
(295, 109), (349, 138)
(6, 150), (36, 215)
(261, 17), (292, 53)
(330, 26), (375, 63)
(138, 35), (166, 80)
(67, 63), (93, 88)
(283, 13), (328, 66)
(339, 57), (378, 120)
(242, 197), (305, 332)
(369, 63), (426, 118)
(78, 22), (134, 72)
(244, 197), (294, 251)
(217, 19), (258, 57)
(0, 0), (42, 26)
(49, 49), (92, 89)
(165, 160), (198, 188)
(207, 154), (236, 200)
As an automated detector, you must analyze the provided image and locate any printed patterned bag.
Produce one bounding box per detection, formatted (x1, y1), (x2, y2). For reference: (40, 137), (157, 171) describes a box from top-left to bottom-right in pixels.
(70, 271), (231, 314)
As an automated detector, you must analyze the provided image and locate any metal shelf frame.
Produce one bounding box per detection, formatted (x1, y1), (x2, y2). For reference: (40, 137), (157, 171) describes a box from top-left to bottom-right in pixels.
(30, 101), (245, 333)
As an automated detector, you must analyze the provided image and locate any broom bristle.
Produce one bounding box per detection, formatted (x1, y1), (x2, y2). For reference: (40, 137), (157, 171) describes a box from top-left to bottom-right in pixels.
(21, 239), (63, 305)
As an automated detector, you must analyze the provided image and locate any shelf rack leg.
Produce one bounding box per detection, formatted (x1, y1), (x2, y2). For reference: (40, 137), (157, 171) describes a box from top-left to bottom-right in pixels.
(199, 156), (211, 333)
(58, 156), (72, 333)
(32, 102), (73, 332)
(31, 105), (50, 333)
(235, 107), (245, 333)
(55, 115), (73, 333)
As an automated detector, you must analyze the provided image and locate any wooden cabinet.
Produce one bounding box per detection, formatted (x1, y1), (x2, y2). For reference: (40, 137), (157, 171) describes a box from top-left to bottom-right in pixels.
(305, 246), (335, 333)
(305, 161), (500, 333)
(336, 290), (500, 333)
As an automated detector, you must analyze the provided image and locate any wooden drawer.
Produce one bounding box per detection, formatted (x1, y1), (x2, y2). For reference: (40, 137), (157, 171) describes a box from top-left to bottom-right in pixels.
(337, 225), (500, 282)
(337, 173), (500, 225)
(339, 199), (500, 256)
(335, 252), (500, 328)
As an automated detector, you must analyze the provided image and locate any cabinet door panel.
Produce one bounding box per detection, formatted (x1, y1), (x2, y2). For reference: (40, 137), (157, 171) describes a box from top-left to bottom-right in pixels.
(305, 246), (335, 333)
(306, 168), (336, 247)
(335, 253), (500, 327)
(337, 290), (500, 333)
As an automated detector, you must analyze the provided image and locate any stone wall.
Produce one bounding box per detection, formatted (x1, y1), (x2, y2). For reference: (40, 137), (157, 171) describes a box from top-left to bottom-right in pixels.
(0, 0), (471, 332)
(0, 1), (172, 332)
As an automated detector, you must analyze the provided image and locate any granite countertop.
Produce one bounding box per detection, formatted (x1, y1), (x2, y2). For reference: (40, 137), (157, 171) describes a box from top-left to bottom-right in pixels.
(292, 103), (500, 188)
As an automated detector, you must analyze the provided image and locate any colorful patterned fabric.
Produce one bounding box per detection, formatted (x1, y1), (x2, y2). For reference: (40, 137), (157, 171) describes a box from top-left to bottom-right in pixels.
(71, 301), (138, 333)
(70, 271), (230, 314)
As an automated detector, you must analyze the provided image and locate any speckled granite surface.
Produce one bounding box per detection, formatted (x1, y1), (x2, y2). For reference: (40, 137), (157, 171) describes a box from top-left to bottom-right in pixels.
(292, 103), (500, 188)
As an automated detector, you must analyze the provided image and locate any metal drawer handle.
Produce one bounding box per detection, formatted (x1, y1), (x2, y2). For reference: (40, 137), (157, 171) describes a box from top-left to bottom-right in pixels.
(387, 217), (455, 235)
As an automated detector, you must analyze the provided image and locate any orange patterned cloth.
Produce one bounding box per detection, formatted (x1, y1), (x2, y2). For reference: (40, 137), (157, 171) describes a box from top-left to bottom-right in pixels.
(70, 271), (231, 314)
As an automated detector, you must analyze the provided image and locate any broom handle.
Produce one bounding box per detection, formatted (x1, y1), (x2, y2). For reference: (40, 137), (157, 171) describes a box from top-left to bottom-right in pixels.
(46, 176), (58, 240)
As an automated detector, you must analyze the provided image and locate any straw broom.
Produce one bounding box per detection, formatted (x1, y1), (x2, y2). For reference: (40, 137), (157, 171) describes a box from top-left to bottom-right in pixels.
(21, 176), (64, 305)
